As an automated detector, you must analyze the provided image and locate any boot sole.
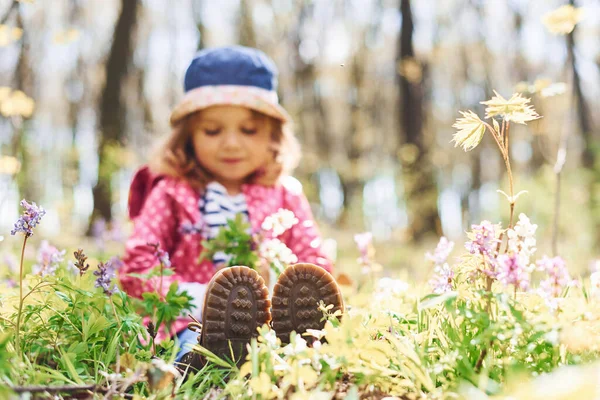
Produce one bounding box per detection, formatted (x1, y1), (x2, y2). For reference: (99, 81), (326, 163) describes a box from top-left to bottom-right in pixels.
(201, 266), (271, 366)
(271, 263), (344, 344)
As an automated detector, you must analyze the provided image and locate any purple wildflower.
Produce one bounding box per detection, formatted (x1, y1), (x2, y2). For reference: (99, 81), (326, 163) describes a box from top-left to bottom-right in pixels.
(91, 218), (107, 251)
(3, 253), (17, 273)
(108, 255), (124, 270)
(148, 242), (171, 268)
(11, 199), (46, 237)
(426, 237), (455, 265)
(537, 256), (576, 300)
(93, 259), (119, 295)
(429, 263), (454, 294)
(496, 253), (530, 291)
(465, 221), (500, 259)
(109, 220), (125, 242)
(3, 278), (16, 288)
(32, 240), (66, 277)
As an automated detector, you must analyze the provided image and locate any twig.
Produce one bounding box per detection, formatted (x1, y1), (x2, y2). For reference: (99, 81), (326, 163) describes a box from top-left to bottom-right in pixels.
(10, 383), (136, 399)
(10, 384), (99, 393)
(475, 345), (488, 372)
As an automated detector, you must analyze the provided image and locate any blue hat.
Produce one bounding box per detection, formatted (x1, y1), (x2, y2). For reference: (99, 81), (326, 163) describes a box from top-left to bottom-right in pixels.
(170, 46), (290, 125)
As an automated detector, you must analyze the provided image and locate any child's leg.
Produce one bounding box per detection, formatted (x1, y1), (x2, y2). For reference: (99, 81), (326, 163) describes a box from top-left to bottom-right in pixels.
(271, 263), (344, 344)
(175, 329), (201, 362)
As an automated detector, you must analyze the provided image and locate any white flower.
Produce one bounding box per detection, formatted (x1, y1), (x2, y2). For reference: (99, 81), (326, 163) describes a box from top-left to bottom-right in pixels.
(374, 277), (409, 301)
(283, 335), (307, 356)
(376, 277), (409, 295)
(261, 209), (298, 237)
(263, 329), (279, 348)
(259, 239), (298, 265)
(507, 213), (537, 266)
(305, 329), (326, 341)
(66, 261), (79, 276)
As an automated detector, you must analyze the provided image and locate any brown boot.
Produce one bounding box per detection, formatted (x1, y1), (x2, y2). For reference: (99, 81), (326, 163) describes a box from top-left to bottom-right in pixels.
(271, 263), (344, 344)
(200, 265), (271, 366)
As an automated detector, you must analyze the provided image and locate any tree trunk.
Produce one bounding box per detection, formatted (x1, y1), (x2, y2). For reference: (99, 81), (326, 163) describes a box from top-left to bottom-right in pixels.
(566, 3), (593, 169)
(566, 0), (599, 242)
(89, 0), (139, 231)
(192, 0), (206, 50)
(13, 4), (37, 202)
(397, 0), (440, 240)
(238, 0), (256, 47)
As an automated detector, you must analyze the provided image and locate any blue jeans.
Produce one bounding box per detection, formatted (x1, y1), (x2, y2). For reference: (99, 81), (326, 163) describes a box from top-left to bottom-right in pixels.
(175, 328), (201, 362)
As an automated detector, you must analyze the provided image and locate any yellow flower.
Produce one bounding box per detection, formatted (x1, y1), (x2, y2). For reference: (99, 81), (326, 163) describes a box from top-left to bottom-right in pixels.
(451, 111), (486, 151)
(0, 25), (22, 47)
(480, 91), (540, 124)
(542, 5), (583, 35)
(0, 87), (10, 102)
(0, 89), (35, 118)
(53, 28), (80, 44)
(249, 372), (274, 397)
(0, 155), (21, 175)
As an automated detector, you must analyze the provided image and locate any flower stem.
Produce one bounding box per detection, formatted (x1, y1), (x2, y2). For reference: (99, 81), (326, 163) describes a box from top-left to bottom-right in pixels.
(503, 122), (515, 228)
(159, 263), (164, 302)
(15, 235), (29, 358)
(109, 296), (121, 326)
(491, 120), (515, 228)
(151, 307), (157, 357)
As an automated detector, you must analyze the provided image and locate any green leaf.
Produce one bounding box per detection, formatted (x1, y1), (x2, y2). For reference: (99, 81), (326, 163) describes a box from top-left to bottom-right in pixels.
(418, 291), (458, 311)
(58, 348), (85, 384)
(82, 313), (112, 341)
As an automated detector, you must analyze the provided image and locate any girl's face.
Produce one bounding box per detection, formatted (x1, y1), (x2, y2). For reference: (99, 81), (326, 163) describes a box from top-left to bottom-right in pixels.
(190, 105), (273, 193)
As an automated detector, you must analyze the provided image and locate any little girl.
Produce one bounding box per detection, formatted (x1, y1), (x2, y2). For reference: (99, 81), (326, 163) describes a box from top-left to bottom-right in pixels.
(119, 46), (343, 367)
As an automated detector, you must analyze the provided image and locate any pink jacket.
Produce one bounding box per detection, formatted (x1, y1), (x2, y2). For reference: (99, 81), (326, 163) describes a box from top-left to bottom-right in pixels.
(119, 169), (333, 335)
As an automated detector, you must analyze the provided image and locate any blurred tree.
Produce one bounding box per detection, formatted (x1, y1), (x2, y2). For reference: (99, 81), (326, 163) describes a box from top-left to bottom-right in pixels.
(239, 0), (256, 47)
(291, 1), (331, 164)
(566, 0), (599, 242)
(89, 0), (139, 231)
(192, 0), (206, 50)
(397, 0), (440, 240)
(12, 2), (36, 202)
(566, 0), (593, 169)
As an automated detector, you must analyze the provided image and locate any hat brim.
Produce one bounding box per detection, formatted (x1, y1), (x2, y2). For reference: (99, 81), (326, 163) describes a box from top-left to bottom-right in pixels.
(170, 85), (291, 126)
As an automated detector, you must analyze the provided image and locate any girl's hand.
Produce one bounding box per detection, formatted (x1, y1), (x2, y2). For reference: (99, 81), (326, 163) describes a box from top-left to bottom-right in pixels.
(253, 144), (282, 187)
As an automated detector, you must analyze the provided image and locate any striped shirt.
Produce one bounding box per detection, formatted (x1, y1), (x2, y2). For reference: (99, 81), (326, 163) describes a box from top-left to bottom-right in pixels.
(200, 182), (249, 265)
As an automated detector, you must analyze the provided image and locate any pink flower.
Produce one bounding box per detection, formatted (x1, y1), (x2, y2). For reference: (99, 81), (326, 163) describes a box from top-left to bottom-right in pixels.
(354, 232), (372, 261)
(426, 237), (454, 265)
(465, 221), (500, 259)
(536, 256), (577, 307)
(496, 253), (530, 291)
(429, 263), (454, 294)
(32, 240), (65, 277)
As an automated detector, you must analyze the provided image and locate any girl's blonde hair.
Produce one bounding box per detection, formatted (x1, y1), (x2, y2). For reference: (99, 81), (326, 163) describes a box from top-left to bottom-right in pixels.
(149, 110), (300, 190)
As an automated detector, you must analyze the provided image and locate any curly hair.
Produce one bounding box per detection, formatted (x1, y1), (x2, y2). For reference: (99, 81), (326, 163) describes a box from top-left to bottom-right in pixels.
(149, 110), (300, 191)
